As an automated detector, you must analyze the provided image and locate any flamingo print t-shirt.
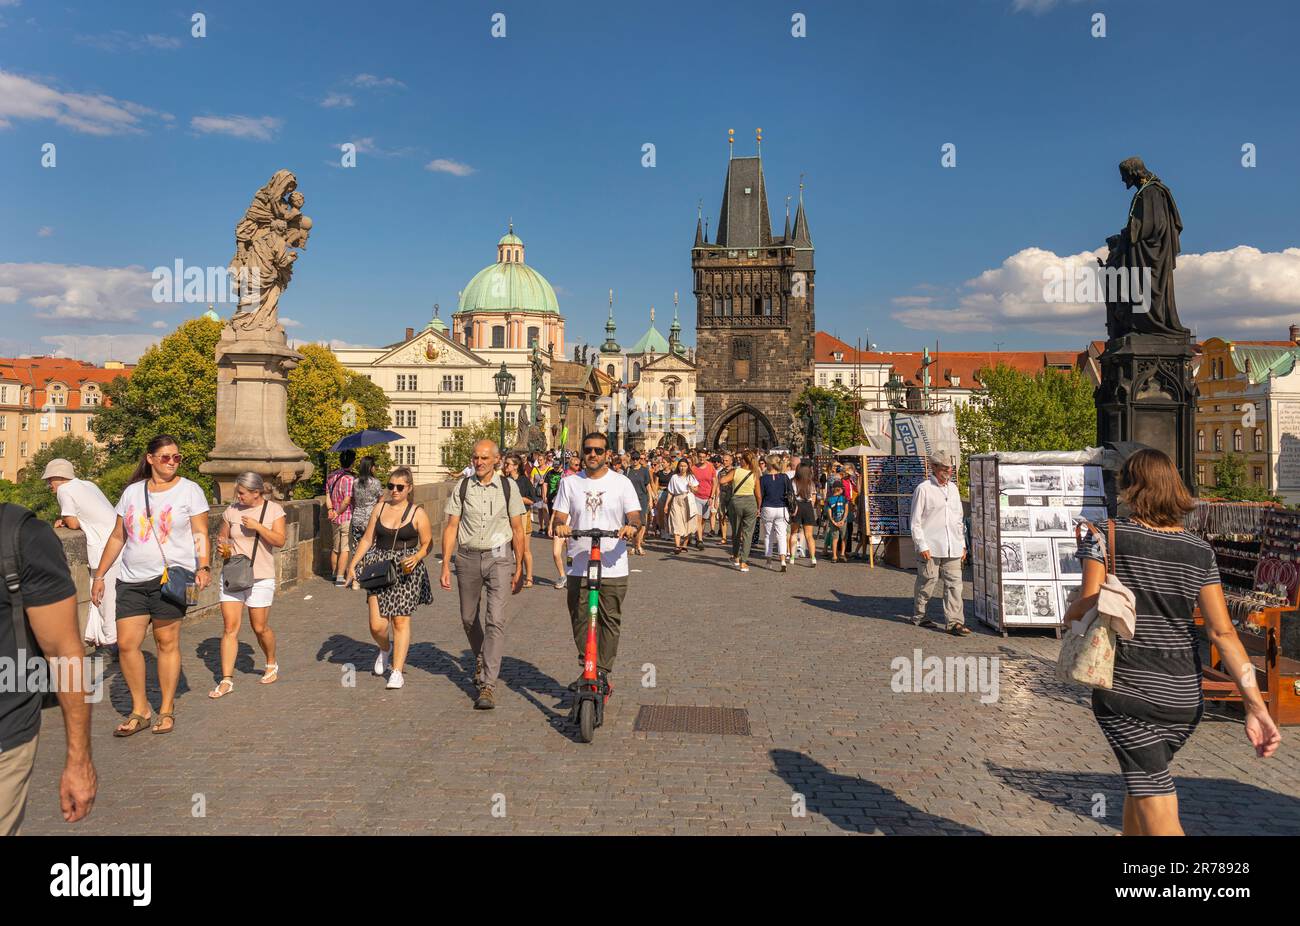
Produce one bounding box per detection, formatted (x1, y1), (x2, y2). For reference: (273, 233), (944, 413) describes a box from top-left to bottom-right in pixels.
(114, 478), (210, 583)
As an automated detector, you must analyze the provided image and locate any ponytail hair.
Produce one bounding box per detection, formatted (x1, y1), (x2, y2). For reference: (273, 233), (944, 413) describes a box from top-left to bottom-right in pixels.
(128, 434), (180, 486)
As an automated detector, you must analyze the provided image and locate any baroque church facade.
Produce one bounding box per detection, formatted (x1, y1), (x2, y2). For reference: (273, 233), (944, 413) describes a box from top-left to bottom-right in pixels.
(692, 139), (814, 450)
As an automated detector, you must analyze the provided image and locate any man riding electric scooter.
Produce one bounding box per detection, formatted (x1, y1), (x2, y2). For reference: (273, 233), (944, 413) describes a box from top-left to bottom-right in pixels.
(552, 432), (641, 741)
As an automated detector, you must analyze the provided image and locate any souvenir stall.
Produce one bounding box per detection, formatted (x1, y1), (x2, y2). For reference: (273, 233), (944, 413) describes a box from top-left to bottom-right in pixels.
(857, 453), (930, 569)
(1185, 501), (1300, 725)
(969, 451), (1112, 635)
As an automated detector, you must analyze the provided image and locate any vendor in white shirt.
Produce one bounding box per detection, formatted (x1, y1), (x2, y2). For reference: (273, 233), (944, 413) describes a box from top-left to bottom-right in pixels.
(909, 450), (969, 636)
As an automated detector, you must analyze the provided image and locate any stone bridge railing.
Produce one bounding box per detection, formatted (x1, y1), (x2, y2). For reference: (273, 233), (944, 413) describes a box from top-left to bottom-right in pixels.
(56, 480), (457, 637)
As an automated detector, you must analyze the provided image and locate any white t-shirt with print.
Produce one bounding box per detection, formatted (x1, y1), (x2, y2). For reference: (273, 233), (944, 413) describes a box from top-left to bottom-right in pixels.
(56, 478), (117, 563)
(114, 478), (211, 583)
(552, 469), (641, 579)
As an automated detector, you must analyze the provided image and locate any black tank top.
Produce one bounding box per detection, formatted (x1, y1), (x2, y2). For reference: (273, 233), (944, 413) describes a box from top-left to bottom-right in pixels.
(373, 501), (418, 548)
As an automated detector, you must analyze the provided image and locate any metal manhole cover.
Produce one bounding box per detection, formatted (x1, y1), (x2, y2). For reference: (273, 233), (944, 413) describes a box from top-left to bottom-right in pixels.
(633, 705), (751, 735)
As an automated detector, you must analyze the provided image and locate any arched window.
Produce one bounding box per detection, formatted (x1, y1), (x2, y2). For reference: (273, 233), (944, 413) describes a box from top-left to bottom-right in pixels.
(1196, 429), (1205, 451)
(492, 325), (505, 348)
(1213, 429), (1223, 452)
(1233, 428), (1243, 452)
(1254, 428), (1263, 452)
(632, 362), (641, 381)
(527, 326), (539, 348)
(607, 364), (615, 378)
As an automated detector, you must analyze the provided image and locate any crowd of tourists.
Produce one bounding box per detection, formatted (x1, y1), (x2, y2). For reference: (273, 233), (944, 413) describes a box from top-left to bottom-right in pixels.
(0, 434), (1280, 838)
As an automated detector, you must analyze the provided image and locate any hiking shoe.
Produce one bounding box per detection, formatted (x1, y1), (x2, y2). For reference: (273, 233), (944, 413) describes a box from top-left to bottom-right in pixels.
(475, 686), (496, 710)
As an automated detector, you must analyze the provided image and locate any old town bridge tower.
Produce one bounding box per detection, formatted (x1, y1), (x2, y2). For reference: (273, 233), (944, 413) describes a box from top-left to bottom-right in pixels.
(691, 132), (814, 450)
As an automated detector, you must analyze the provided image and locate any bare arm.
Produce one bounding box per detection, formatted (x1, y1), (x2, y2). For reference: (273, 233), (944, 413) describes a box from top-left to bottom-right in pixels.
(90, 517), (127, 607)
(191, 511), (211, 589)
(1062, 558), (1105, 627)
(246, 514), (287, 549)
(61, 515), (82, 531)
(27, 594), (96, 823)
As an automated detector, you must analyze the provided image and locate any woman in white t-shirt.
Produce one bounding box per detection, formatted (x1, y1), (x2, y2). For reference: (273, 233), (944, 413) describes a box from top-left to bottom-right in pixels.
(665, 459), (699, 554)
(210, 472), (287, 699)
(91, 435), (211, 736)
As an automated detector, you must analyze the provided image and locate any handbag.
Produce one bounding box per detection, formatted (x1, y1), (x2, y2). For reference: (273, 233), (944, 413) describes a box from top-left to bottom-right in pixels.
(357, 501), (414, 591)
(1055, 519), (1119, 690)
(144, 481), (195, 609)
(222, 501), (268, 593)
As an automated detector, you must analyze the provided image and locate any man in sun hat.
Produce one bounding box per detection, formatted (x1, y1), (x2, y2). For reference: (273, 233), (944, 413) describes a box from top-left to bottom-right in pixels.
(909, 448), (969, 636)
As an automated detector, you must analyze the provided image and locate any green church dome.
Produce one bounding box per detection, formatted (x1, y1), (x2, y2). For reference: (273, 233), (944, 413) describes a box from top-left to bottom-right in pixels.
(457, 227), (560, 316)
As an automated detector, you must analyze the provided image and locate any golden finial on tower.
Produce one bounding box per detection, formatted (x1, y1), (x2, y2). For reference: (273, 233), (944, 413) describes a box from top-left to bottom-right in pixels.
(756, 127), (763, 156)
(650, 306), (655, 324)
(727, 128), (734, 159)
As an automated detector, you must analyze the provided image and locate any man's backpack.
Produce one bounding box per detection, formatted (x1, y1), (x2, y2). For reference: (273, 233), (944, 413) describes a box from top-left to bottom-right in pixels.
(0, 503), (58, 709)
(458, 474), (513, 510)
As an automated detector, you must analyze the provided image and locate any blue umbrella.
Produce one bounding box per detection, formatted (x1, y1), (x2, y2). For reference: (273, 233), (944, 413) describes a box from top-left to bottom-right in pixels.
(328, 429), (405, 452)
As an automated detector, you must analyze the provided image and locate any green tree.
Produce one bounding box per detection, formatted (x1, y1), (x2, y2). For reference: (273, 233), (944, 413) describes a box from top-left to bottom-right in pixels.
(91, 316), (221, 497)
(441, 416), (517, 473)
(286, 343), (392, 499)
(1208, 452), (1279, 503)
(955, 365), (1096, 497)
(14, 436), (104, 520)
(791, 384), (859, 451)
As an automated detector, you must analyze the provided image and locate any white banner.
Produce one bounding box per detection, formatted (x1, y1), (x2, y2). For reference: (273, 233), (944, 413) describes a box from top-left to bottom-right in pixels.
(859, 408), (961, 463)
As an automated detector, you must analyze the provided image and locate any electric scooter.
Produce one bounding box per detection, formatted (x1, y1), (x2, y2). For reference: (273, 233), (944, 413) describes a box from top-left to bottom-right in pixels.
(567, 527), (619, 743)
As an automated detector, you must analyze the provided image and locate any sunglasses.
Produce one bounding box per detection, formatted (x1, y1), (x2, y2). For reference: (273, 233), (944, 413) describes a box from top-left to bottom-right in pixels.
(582, 446), (606, 455)
(386, 482), (409, 491)
(153, 453), (182, 464)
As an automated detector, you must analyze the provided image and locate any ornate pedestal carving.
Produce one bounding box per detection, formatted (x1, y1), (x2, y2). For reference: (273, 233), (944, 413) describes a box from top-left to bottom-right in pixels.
(1096, 333), (1196, 490)
(200, 324), (313, 502)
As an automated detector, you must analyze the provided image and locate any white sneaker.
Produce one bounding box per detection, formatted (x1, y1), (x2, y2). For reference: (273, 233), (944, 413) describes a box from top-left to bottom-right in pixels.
(386, 669), (405, 690)
(373, 648), (390, 676)
(810, 556), (817, 567)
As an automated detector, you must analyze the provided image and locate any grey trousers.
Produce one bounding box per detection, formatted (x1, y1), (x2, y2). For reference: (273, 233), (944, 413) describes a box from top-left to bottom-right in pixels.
(455, 548), (516, 688)
(914, 555), (965, 626)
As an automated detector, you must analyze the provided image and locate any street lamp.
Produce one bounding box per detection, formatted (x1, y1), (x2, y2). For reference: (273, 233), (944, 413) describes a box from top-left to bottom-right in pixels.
(885, 372), (906, 458)
(493, 361), (515, 451)
(557, 394), (570, 451)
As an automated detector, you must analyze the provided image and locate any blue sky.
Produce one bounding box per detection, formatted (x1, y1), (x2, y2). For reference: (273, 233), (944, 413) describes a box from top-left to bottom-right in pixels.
(1, 0), (1298, 363)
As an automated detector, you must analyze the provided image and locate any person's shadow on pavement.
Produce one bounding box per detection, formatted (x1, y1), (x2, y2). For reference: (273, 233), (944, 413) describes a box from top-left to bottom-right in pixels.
(195, 636), (256, 683)
(106, 649), (191, 715)
(770, 749), (985, 835)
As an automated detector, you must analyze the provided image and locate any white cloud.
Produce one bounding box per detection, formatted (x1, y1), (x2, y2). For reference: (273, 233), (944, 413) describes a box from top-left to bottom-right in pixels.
(0, 262), (161, 321)
(36, 226), (53, 237)
(41, 333), (160, 365)
(321, 92), (354, 108)
(333, 137), (414, 159)
(281, 317), (302, 328)
(151, 320), (168, 329)
(892, 245), (1300, 340)
(0, 68), (170, 135)
(75, 30), (182, 52)
(350, 73), (405, 89)
(425, 158), (475, 177)
(190, 114), (281, 141)
(891, 295), (934, 308)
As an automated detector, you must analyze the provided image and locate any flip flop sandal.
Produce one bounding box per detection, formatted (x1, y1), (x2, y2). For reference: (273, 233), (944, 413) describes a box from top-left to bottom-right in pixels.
(523, 579), (534, 588)
(113, 712), (152, 737)
(209, 677), (235, 698)
(260, 664), (279, 685)
(949, 623), (972, 636)
(151, 712), (176, 734)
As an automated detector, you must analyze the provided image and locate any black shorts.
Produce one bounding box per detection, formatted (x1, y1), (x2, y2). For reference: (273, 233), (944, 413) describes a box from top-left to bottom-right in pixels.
(116, 579), (186, 622)
(795, 500), (817, 527)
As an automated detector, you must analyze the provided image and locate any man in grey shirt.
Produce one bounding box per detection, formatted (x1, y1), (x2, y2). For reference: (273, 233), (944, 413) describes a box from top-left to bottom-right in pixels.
(440, 440), (526, 710)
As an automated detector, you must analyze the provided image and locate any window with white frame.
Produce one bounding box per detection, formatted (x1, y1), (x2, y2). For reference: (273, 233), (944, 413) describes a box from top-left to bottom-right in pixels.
(20, 442), (27, 458)
(21, 416), (28, 432)
(395, 409), (416, 427)
(39, 415), (49, 432)
(0, 441), (5, 457)
(63, 416), (72, 432)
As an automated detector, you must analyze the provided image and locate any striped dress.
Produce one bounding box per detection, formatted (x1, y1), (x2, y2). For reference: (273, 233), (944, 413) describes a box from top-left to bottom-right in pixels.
(1078, 520), (1220, 797)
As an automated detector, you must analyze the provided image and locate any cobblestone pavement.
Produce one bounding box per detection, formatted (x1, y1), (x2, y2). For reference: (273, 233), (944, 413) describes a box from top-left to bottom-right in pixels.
(23, 533), (1300, 835)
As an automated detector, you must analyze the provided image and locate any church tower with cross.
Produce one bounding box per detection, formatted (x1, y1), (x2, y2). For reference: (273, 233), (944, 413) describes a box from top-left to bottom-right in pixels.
(691, 129), (815, 449)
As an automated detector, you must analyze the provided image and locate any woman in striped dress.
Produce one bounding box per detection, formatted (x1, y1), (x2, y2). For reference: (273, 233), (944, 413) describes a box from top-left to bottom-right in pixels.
(1068, 449), (1281, 835)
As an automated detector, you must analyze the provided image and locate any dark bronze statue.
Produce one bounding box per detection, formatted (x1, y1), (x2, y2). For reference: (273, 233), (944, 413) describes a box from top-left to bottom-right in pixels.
(1101, 157), (1189, 339)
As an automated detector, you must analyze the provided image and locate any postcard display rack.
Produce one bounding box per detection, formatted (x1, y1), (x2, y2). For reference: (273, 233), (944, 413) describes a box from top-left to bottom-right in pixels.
(863, 456), (931, 538)
(970, 455), (1108, 635)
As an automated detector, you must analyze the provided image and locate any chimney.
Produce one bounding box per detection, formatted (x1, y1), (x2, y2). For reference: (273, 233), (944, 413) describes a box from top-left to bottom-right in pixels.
(405, 327), (415, 341)
(1290, 323), (1299, 344)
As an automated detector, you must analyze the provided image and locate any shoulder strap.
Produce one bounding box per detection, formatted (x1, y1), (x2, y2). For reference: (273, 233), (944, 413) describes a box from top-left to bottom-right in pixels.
(142, 481), (171, 577)
(1106, 518), (1116, 574)
(0, 503), (35, 655)
(249, 500), (268, 564)
(459, 476), (470, 508)
(500, 474), (512, 506)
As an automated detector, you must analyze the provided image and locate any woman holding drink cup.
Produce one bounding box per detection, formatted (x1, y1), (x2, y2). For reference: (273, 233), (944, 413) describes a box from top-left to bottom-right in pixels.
(90, 434), (211, 736)
(210, 472), (287, 699)
(349, 467), (433, 690)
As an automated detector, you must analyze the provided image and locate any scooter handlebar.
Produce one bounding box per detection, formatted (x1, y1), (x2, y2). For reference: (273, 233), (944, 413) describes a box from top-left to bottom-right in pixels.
(568, 528), (622, 539)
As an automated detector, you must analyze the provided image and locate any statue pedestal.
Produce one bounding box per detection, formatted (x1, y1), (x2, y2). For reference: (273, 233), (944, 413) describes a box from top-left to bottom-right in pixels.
(199, 324), (314, 502)
(1096, 333), (1196, 490)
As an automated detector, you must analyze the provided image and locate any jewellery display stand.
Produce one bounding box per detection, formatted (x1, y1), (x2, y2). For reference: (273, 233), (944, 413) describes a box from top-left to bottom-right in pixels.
(1189, 504), (1300, 725)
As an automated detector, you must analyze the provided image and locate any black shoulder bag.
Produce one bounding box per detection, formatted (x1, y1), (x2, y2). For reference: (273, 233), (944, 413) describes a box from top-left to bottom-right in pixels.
(222, 501), (268, 594)
(357, 501), (415, 591)
(144, 482), (195, 610)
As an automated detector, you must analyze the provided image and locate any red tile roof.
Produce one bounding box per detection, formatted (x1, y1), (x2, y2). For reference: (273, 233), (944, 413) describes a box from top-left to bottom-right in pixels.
(815, 332), (1083, 388)
(0, 357), (133, 410)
